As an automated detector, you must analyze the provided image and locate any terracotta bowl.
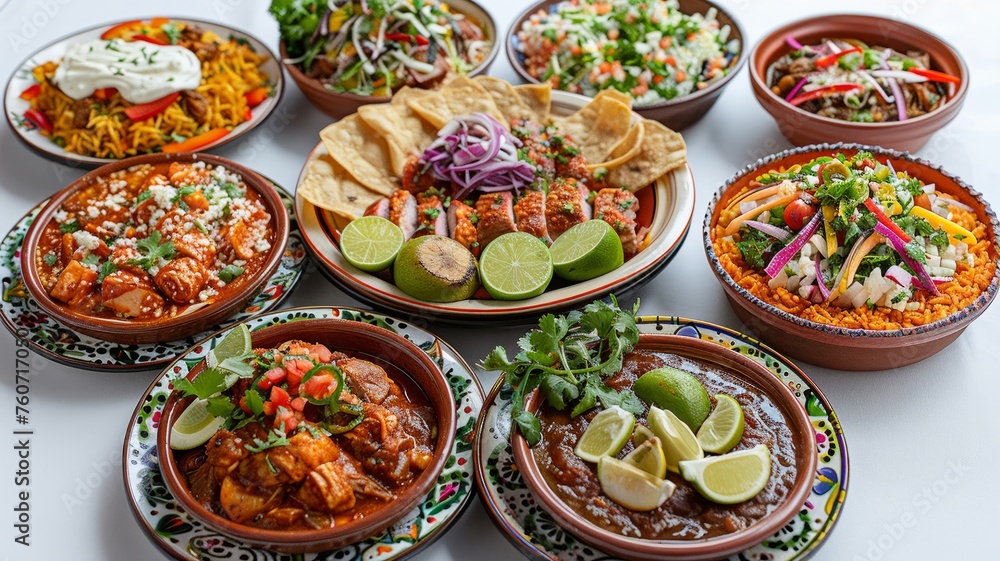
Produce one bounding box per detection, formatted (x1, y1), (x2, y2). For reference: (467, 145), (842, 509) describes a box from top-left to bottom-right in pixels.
(156, 318), (457, 553)
(750, 14), (969, 153)
(704, 143), (1000, 371)
(506, 0), (746, 130)
(511, 333), (817, 561)
(281, 0), (499, 120)
(20, 152), (289, 345)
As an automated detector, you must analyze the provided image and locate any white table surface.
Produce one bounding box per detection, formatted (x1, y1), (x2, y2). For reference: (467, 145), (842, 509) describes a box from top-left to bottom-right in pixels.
(1, 1), (996, 559)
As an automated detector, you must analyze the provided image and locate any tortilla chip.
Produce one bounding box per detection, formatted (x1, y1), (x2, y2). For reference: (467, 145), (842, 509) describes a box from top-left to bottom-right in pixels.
(297, 154), (382, 222)
(358, 87), (438, 176)
(473, 76), (552, 125)
(555, 96), (634, 163)
(605, 120), (687, 191)
(587, 120), (644, 171)
(593, 88), (633, 108)
(319, 115), (397, 197)
(406, 75), (507, 129)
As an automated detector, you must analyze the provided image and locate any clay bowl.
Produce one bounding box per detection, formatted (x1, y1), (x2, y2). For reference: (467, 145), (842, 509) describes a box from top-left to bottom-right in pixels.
(157, 318), (457, 553)
(750, 14), (969, 152)
(704, 143), (1000, 371)
(281, 0), (499, 120)
(506, 0), (746, 130)
(20, 152), (289, 345)
(511, 333), (818, 561)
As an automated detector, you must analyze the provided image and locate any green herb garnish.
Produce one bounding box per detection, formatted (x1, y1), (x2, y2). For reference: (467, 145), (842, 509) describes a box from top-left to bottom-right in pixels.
(218, 264), (245, 283)
(59, 220), (81, 234)
(129, 230), (176, 270)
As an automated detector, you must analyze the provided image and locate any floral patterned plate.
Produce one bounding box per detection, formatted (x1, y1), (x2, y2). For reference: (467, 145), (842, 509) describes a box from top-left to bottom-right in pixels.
(0, 182), (306, 371)
(123, 306), (484, 561)
(474, 316), (849, 561)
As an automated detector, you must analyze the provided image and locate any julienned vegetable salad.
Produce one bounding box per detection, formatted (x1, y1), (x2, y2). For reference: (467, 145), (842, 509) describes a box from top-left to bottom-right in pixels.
(270, 0), (492, 96)
(717, 152), (980, 312)
(515, 0), (739, 106)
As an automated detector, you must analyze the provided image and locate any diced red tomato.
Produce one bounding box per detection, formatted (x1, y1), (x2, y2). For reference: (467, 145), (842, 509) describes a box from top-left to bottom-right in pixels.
(93, 87), (117, 100)
(123, 92), (179, 122)
(270, 386), (291, 408)
(274, 406), (299, 433)
(262, 400), (277, 416)
(239, 396), (252, 414)
(244, 87), (269, 108)
(24, 108), (53, 132)
(303, 373), (337, 400)
(290, 397), (307, 412)
(783, 199), (818, 231)
(264, 367), (286, 385)
(243, 108), (253, 122)
(19, 84), (41, 101)
(284, 359), (314, 387)
(307, 344), (333, 363)
(257, 377), (273, 390)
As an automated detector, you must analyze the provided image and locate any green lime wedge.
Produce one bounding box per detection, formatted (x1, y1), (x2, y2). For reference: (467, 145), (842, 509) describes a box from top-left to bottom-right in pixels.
(574, 405), (635, 463)
(597, 456), (676, 511)
(632, 424), (656, 447)
(647, 405), (704, 473)
(340, 216), (405, 272)
(633, 366), (712, 432)
(697, 394), (745, 454)
(679, 444), (771, 504)
(549, 220), (624, 282)
(206, 323), (252, 369)
(479, 232), (553, 300)
(623, 436), (667, 479)
(170, 398), (225, 450)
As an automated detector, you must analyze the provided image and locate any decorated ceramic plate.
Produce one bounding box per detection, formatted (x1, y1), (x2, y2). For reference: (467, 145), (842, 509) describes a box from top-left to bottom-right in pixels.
(0, 182), (306, 371)
(4, 17), (284, 168)
(295, 90), (696, 326)
(474, 316), (849, 561)
(123, 306), (484, 561)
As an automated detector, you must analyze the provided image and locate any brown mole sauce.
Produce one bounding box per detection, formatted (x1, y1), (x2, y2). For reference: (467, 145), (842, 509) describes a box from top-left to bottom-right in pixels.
(534, 349), (799, 540)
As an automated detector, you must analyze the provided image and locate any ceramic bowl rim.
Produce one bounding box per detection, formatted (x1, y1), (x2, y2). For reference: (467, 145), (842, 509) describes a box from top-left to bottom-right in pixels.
(702, 142), (1000, 340)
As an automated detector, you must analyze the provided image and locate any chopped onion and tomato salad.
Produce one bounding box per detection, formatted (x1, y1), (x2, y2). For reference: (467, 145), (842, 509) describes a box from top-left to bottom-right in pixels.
(270, 0), (491, 96)
(515, 0), (739, 106)
(718, 152), (979, 312)
(768, 36), (959, 122)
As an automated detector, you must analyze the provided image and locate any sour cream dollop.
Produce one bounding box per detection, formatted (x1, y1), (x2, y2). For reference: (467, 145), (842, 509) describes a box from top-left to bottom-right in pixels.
(53, 39), (202, 104)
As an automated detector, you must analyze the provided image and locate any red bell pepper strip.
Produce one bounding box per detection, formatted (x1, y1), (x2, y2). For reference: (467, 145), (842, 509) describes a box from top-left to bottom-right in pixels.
(100, 20), (141, 40)
(123, 92), (179, 122)
(908, 68), (960, 84)
(863, 198), (911, 243)
(19, 84), (41, 101)
(24, 109), (53, 132)
(133, 34), (167, 46)
(93, 87), (117, 100)
(161, 128), (230, 153)
(385, 32), (429, 46)
(244, 87), (269, 108)
(814, 46), (863, 69)
(788, 83), (862, 106)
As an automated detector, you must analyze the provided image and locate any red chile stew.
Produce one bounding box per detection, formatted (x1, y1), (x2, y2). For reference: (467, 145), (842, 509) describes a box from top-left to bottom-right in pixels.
(175, 340), (437, 530)
(535, 349), (797, 540)
(33, 161), (275, 320)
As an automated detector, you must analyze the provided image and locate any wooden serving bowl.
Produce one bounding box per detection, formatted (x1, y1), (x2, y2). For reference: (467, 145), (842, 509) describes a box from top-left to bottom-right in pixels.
(704, 144), (1000, 371)
(506, 0), (746, 130)
(511, 334), (818, 561)
(749, 14), (969, 152)
(20, 152), (289, 345)
(156, 318), (457, 553)
(281, 0), (500, 120)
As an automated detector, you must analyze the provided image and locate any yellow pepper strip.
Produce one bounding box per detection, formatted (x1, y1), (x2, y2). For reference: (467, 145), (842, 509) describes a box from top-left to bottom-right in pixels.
(822, 204), (838, 256)
(723, 193), (800, 237)
(829, 232), (885, 301)
(910, 206), (978, 246)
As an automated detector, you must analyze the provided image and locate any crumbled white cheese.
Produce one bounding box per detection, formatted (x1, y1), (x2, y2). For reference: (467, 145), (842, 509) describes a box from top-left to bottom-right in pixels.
(72, 230), (101, 251)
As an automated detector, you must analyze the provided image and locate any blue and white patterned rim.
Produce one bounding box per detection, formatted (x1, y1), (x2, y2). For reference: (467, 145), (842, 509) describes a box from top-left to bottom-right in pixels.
(0, 182), (307, 371)
(122, 306), (485, 561)
(474, 316), (849, 561)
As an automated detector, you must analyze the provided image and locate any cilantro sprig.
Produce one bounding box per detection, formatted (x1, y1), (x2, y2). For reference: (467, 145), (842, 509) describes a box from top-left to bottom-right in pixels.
(480, 296), (643, 446)
(129, 230), (176, 270)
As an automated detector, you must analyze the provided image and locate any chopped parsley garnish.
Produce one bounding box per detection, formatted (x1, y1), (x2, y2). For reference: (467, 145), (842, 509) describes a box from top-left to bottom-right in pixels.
(172, 186), (196, 203)
(422, 207), (441, 220)
(96, 261), (117, 284)
(129, 230), (176, 270)
(43, 253), (58, 266)
(82, 254), (100, 266)
(219, 182), (244, 199)
(245, 428), (291, 453)
(904, 240), (927, 264)
(161, 22), (181, 44)
(172, 366), (239, 400)
(59, 220), (81, 234)
(481, 296), (644, 446)
(136, 189), (153, 204)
